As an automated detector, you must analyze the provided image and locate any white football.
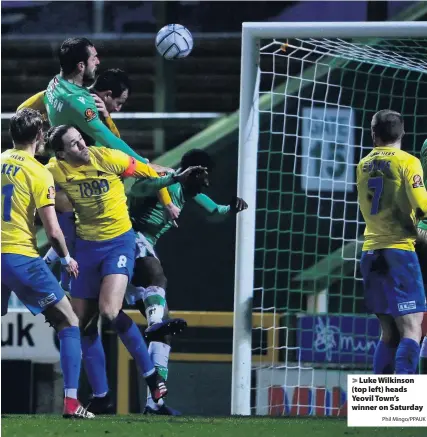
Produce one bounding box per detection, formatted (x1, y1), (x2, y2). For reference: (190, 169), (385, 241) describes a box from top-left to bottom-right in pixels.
(155, 24), (193, 60)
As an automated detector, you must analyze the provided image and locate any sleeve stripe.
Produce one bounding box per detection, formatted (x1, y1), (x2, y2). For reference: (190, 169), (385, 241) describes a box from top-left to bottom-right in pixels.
(121, 156), (137, 177)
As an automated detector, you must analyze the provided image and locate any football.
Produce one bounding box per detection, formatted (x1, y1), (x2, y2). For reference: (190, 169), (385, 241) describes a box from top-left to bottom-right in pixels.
(155, 24), (193, 60)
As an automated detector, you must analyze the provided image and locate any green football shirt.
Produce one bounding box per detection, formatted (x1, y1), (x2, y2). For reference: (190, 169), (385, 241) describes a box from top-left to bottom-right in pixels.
(44, 74), (148, 163)
(129, 176), (231, 246)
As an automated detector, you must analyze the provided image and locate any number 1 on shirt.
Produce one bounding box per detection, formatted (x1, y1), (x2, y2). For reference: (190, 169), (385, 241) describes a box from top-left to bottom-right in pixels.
(2, 184), (14, 222)
(368, 177), (383, 215)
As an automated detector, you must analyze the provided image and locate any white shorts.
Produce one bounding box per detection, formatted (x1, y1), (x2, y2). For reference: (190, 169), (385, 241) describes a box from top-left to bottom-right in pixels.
(135, 232), (159, 260)
(125, 232), (158, 305)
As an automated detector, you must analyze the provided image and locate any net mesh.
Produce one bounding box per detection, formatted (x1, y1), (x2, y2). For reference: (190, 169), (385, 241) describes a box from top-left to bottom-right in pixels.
(252, 36), (427, 416)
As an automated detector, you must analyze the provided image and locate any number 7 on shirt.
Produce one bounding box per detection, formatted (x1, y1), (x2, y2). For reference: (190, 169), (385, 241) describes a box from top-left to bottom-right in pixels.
(368, 177), (383, 215)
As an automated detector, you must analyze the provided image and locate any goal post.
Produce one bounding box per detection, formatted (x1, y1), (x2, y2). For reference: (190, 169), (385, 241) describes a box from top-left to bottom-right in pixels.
(232, 21), (427, 416)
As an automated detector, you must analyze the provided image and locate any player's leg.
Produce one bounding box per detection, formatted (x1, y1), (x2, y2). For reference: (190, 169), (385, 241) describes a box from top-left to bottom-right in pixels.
(394, 312), (424, 374)
(72, 297), (111, 409)
(1, 253), (93, 418)
(70, 237), (111, 409)
(43, 297), (93, 418)
(130, 255), (184, 415)
(132, 257), (186, 339)
(415, 231), (427, 374)
(383, 249), (426, 374)
(99, 273), (167, 403)
(421, 328), (427, 374)
(360, 250), (399, 374)
(374, 314), (400, 374)
(97, 230), (167, 403)
(81, 312), (115, 414)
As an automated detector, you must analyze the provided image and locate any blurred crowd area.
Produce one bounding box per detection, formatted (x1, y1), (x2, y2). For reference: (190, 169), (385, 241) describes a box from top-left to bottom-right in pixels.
(1, 1), (412, 35)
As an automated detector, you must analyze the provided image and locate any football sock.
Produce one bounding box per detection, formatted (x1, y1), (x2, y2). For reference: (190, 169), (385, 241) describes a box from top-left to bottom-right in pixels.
(395, 337), (420, 374)
(81, 333), (109, 397)
(373, 340), (396, 374)
(419, 336), (427, 374)
(58, 326), (81, 399)
(143, 286), (166, 326)
(112, 310), (155, 376)
(146, 341), (171, 410)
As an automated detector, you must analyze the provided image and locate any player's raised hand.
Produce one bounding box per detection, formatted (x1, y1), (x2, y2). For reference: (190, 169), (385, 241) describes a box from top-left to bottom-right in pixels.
(65, 257), (79, 278)
(92, 94), (109, 118)
(230, 196), (248, 213)
(164, 203), (180, 228)
(174, 166), (208, 185)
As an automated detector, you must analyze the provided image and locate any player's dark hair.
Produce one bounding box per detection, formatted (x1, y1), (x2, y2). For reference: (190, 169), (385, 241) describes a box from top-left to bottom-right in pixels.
(181, 149), (214, 171)
(92, 69), (131, 98)
(9, 108), (43, 145)
(372, 110), (405, 145)
(59, 37), (94, 75)
(46, 125), (72, 155)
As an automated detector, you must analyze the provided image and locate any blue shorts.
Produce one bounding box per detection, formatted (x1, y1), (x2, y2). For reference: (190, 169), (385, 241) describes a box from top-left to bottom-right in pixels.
(360, 249), (427, 317)
(71, 229), (136, 300)
(1, 254), (65, 315)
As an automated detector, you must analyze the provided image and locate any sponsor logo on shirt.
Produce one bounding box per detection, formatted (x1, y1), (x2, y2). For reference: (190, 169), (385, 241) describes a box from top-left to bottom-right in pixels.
(47, 186), (56, 199)
(413, 174), (424, 188)
(85, 108), (97, 122)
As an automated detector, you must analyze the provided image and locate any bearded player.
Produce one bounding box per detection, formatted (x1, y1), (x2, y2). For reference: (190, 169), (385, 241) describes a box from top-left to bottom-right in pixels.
(19, 37), (179, 220)
(357, 110), (427, 375)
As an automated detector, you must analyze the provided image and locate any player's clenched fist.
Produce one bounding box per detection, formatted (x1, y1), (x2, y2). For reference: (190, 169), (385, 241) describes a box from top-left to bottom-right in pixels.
(230, 196), (248, 213)
(65, 258), (79, 278)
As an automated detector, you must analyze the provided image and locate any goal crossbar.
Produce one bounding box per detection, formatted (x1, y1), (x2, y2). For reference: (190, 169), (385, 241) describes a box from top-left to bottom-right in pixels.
(242, 21), (427, 40)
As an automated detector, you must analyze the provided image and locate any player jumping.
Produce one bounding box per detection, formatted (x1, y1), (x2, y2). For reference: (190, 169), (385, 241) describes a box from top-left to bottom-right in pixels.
(43, 68), (135, 290)
(1, 109), (94, 419)
(357, 109), (427, 375)
(41, 37), (179, 221)
(83, 148), (247, 415)
(44, 125), (203, 407)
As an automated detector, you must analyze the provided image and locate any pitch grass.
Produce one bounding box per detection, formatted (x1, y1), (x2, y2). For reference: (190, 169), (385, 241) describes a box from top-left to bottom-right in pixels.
(1, 415), (426, 437)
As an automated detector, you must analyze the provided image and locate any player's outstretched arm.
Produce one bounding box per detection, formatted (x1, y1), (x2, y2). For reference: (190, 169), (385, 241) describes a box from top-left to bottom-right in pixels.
(129, 166), (207, 198)
(38, 205), (78, 278)
(404, 156), (427, 219)
(193, 194), (248, 220)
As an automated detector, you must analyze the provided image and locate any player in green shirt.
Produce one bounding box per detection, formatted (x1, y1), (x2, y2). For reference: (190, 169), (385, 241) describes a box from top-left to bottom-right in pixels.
(85, 149), (247, 415)
(127, 149), (247, 415)
(417, 139), (427, 374)
(44, 38), (146, 162)
(44, 38), (178, 213)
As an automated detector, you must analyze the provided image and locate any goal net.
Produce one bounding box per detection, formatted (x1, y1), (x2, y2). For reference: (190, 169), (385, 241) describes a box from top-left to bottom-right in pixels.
(232, 23), (427, 416)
